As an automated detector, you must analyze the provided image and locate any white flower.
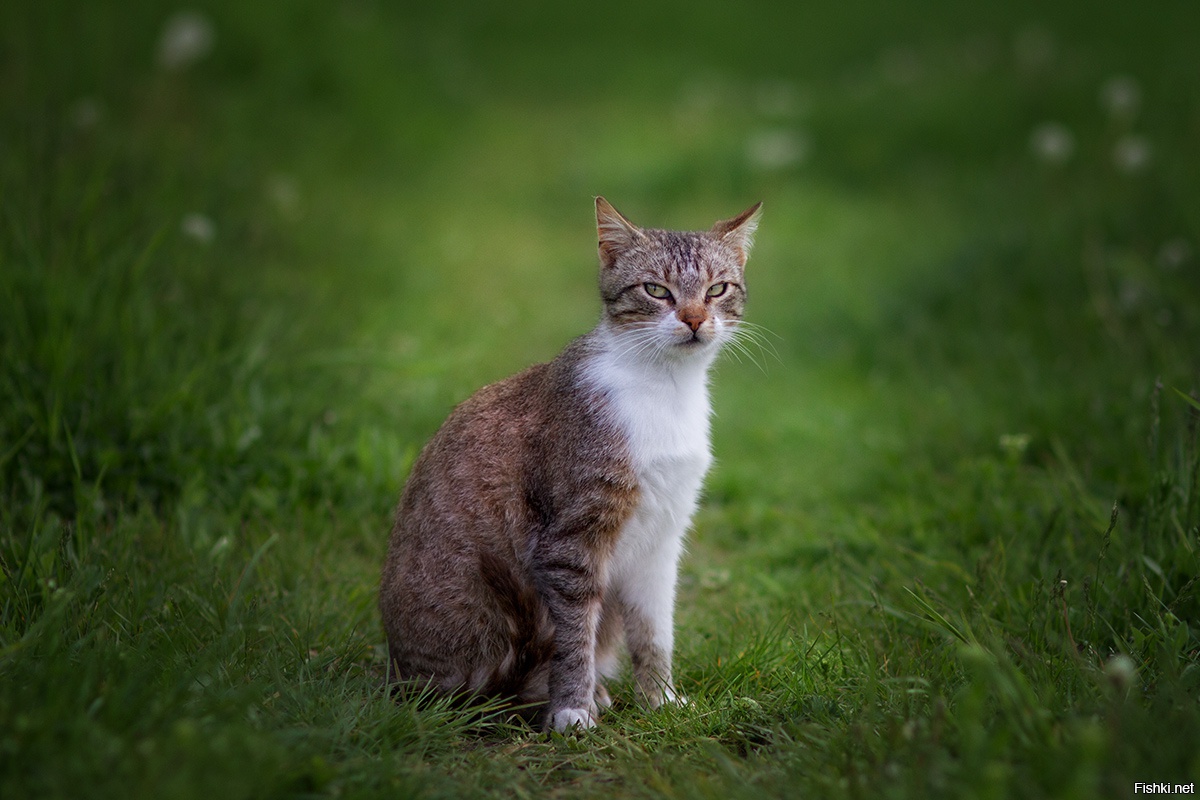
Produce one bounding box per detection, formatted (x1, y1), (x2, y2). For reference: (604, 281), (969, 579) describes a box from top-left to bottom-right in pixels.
(1113, 135), (1151, 173)
(180, 213), (216, 244)
(1104, 653), (1137, 691)
(746, 129), (810, 170)
(1029, 122), (1074, 164)
(1100, 75), (1141, 120)
(157, 11), (215, 70)
(999, 433), (1031, 459)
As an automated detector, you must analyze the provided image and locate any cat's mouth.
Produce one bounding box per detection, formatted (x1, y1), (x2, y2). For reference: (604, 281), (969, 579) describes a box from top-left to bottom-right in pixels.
(676, 331), (712, 349)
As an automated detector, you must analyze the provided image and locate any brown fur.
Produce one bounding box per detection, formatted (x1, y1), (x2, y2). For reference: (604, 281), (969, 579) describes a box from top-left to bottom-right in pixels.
(380, 197), (761, 730)
(380, 340), (639, 709)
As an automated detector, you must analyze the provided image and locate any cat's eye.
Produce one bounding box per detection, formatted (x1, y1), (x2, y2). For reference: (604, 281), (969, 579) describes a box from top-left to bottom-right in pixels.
(643, 283), (671, 299)
(706, 282), (729, 298)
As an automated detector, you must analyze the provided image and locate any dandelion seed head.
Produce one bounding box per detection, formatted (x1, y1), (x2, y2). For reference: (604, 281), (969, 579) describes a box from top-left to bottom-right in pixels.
(1104, 653), (1137, 691)
(746, 129), (809, 171)
(1113, 135), (1151, 174)
(181, 212), (216, 244)
(1100, 75), (1141, 120)
(1030, 122), (1074, 164)
(999, 433), (1031, 459)
(158, 11), (215, 70)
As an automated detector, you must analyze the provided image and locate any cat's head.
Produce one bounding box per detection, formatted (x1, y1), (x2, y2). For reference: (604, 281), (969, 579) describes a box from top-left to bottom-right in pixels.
(595, 197), (761, 362)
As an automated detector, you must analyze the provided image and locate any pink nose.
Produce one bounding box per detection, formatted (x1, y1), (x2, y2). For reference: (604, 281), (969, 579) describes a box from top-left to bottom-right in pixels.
(679, 308), (705, 331)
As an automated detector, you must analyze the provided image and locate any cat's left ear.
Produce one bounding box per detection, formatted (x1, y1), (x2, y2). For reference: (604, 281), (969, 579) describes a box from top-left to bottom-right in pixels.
(711, 202), (763, 263)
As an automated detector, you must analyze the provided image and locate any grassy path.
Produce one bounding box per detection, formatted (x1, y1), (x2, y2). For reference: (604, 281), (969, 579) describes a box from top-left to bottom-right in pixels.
(3, 2), (1199, 798)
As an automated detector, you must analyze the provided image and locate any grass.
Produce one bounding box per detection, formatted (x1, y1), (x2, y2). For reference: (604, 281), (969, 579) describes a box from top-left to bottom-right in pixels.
(3, 0), (1199, 797)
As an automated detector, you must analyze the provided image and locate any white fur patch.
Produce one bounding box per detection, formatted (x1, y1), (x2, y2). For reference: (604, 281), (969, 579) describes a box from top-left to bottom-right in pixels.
(550, 706), (597, 732)
(581, 321), (719, 656)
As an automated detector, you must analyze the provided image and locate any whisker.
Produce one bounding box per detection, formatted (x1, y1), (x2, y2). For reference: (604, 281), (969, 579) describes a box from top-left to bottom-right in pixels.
(735, 319), (783, 341)
(610, 323), (666, 363)
(723, 336), (766, 372)
(718, 321), (780, 373)
(727, 321), (782, 365)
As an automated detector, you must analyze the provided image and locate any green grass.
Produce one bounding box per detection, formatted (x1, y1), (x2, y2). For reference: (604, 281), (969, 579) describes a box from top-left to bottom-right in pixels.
(3, 0), (1199, 797)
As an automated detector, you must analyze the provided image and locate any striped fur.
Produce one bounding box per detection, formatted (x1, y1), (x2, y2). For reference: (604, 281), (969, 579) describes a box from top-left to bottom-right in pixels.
(380, 197), (761, 731)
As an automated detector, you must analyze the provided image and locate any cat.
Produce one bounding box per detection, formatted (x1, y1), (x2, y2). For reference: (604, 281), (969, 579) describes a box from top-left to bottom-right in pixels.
(379, 196), (761, 732)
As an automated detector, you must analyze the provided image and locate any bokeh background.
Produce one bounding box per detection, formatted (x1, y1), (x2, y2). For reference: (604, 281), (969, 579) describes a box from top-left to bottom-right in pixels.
(2, 1), (1198, 797)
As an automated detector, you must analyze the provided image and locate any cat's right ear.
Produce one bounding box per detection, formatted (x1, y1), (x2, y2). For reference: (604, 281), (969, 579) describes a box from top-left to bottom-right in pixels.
(596, 196), (645, 269)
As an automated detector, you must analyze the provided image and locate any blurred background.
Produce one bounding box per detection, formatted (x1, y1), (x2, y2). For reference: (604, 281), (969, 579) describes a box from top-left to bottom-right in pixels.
(4, 0), (1196, 516)
(2, 1), (1199, 796)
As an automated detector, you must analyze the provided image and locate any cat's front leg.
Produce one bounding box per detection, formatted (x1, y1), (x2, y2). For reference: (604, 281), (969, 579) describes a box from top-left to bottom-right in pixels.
(536, 553), (605, 732)
(622, 599), (679, 708)
(618, 559), (684, 709)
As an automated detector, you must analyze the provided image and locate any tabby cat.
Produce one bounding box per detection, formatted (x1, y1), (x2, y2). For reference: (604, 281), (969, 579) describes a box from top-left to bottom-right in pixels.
(380, 197), (761, 731)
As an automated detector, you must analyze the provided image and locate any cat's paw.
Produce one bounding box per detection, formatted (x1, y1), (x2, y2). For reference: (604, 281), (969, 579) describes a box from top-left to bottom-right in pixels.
(594, 682), (613, 710)
(644, 685), (688, 709)
(548, 706), (598, 733)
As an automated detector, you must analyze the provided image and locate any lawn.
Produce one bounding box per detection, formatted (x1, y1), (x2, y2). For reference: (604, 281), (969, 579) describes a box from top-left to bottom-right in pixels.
(2, 1), (1198, 798)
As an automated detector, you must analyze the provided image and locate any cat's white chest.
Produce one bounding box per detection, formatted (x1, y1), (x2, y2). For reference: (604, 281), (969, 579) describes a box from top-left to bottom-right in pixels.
(582, 339), (715, 567)
(615, 373), (712, 497)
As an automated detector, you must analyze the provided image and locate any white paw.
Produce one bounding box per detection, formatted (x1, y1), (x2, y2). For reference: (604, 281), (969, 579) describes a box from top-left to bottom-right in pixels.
(645, 685), (688, 709)
(594, 683), (613, 710)
(549, 707), (597, 733)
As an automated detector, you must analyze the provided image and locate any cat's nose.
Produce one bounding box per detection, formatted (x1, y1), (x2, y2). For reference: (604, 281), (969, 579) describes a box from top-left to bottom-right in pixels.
(678, 307), (706, 332)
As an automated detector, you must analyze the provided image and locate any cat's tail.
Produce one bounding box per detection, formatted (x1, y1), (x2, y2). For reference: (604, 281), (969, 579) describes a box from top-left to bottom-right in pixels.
(478, 547), (554, 705)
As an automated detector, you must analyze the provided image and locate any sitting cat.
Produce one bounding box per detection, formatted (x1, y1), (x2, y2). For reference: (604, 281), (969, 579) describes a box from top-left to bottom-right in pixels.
(380, 197), (761, 731)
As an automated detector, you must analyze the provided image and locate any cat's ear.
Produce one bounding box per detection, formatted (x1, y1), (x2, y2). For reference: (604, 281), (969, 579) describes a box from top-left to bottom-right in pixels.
(596, 196), (646, 269)
(711, 202), (763, 262)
